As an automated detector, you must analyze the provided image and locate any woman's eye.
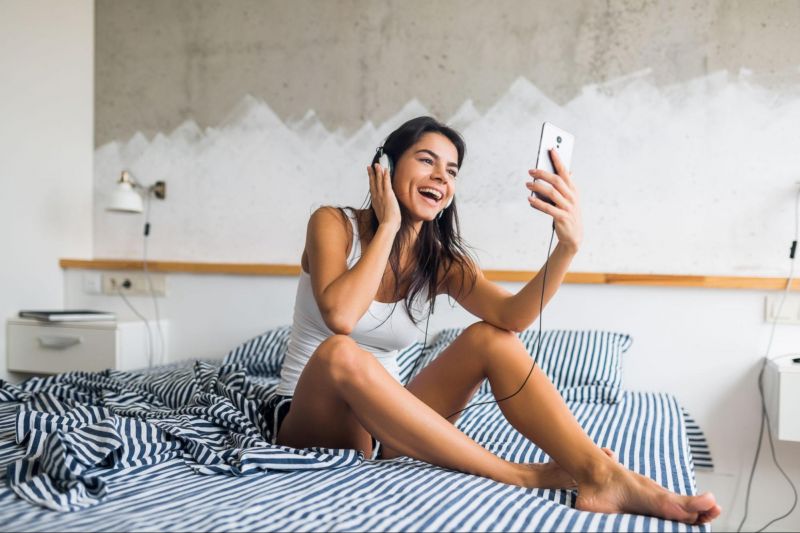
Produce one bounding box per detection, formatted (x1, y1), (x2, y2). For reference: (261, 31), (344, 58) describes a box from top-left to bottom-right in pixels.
(419, 157), (456, 178)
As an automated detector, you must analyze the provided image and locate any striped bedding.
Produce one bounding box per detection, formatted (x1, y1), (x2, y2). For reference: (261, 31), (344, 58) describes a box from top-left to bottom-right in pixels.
(0, 361), (711, 532)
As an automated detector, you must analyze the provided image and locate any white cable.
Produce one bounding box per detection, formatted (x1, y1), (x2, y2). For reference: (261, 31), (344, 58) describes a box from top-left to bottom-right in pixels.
(117, 286), (153, 368)
(737, 187), (800, 532)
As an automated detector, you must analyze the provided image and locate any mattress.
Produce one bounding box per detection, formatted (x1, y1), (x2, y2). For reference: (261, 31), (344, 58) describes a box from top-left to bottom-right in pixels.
(0, 364), (711, 532)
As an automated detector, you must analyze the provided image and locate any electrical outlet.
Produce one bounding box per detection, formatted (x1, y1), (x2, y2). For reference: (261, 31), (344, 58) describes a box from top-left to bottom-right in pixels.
(765, 294), (800, 324)
(102, 272), (166, 297)
(82, 272), (103, 294)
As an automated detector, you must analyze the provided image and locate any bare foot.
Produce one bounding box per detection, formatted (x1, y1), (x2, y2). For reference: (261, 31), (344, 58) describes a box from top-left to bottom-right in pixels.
(575, 462), (722, 525)
(600, 447), (618, 462)
(521, 447), (618, 489)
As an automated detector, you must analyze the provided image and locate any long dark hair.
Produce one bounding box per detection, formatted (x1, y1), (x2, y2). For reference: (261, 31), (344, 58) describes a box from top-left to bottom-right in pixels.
(340, 116), (478, 325)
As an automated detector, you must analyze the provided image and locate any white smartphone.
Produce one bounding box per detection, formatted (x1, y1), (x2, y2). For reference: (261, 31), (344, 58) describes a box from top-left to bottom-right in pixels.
(531, 122), (575, 206)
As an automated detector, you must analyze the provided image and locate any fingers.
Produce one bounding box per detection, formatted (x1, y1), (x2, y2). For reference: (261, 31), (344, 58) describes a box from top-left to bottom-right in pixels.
(528, 168), (574, 204)
(369, 163), (387, 196)
(526, 179), (569, 209)
(528, 194), (566, 218)
(374, 163), (384, 194)
(549, 148), (572, 183)
(367, 164), (378, 201)
(547, 148), (576, 188)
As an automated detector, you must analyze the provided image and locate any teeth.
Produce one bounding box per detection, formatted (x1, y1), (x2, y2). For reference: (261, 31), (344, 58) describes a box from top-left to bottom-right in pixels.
(419, 187), (443, 201)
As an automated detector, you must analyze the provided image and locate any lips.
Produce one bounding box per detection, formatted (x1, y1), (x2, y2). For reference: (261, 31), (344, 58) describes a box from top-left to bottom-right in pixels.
(418, 189), (443, 207)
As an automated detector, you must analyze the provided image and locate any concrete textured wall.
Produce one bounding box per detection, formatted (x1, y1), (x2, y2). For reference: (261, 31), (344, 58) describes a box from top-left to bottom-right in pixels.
(95, 0), (800, 146)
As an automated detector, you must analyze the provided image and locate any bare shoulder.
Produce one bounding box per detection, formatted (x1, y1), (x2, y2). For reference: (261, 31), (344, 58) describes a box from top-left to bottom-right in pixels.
(437, 255), (480, 298)
(304, 206), (354, 275)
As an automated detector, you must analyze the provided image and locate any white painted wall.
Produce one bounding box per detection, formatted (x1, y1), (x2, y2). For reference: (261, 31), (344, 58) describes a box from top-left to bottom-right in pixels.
(92, 72), (800, 278)
(0, 0), (94, 381)
(64, 270), (800, 531)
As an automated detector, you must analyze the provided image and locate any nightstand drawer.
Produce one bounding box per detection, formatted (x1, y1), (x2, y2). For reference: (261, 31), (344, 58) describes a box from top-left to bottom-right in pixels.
(6, 319), (168, 374)
(8, 322), (116, 374)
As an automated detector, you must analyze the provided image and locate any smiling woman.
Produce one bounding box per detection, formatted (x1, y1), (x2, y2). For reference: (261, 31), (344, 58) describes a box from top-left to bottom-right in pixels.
(276, 116), (479, 397)
(358, 117), (476, 322)
(271, 115), (721, 526)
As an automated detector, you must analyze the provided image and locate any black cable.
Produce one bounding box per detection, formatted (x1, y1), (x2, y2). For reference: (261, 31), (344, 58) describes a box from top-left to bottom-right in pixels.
(755, 360), (798, 532)
(737, 188), (800, 532)
(444, 224), (556, 421)
(142, 194), (166, 365)
(737, 356), (799, 533)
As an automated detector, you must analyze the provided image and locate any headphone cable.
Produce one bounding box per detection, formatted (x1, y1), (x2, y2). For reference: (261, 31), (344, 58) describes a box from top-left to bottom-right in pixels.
(406, 222), (556, 419)
(443, 224), (555, 420)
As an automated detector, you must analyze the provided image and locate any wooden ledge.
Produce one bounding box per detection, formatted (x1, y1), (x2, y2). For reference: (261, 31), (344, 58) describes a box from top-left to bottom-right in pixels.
(61, 258), (299, 276)
(60, 258), (799, 290)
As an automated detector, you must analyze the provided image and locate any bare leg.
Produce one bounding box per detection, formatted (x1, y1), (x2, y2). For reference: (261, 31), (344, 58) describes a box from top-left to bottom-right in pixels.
(278, 335), (547, 487)
(277, 329), (721, 525)
(382, 321), (720, 525)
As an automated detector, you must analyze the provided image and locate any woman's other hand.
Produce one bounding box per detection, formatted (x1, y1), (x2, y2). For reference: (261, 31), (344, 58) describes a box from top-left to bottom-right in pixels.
(368, 163), (402, 232)
(525, 148), (583, 253)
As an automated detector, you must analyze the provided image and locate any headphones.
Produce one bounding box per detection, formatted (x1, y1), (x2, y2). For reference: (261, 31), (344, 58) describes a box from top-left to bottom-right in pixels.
(373, 146), (454, 216)
(368, 147), (554, 422)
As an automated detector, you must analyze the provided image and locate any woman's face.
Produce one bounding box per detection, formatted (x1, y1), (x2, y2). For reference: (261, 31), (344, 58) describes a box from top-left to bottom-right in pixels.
(392, 132), (459, 222)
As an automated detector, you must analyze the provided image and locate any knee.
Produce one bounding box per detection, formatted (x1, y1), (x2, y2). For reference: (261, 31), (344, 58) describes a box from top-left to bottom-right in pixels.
(463, 321), (520, 351)
(314, 335), (370, 386)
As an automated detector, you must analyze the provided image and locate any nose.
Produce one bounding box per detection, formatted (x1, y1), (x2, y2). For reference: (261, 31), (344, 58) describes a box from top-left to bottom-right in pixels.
(431, 162), (449, 182)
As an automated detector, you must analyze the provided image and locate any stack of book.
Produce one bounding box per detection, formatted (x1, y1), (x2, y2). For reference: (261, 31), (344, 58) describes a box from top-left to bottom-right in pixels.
(18, 310), (116, 322)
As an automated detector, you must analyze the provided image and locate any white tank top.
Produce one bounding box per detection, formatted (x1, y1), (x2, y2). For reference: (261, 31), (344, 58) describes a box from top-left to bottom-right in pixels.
(276, 208), (429, 396)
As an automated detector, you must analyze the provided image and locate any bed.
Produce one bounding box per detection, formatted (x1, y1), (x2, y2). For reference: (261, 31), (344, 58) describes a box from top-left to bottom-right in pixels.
(0, 326), (713, 532)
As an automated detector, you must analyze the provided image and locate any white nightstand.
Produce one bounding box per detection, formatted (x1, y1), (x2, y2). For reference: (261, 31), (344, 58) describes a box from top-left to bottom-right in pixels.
(763, 355), (800, 442)
(6, 318), (169, 374)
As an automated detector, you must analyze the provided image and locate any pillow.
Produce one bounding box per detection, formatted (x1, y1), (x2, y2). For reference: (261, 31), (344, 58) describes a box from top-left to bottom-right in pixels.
(223, 326), (292, 377)
(223, 325), (633, 404)
(519, 329), (632, 403)
(224, 326), (424, 382)
(406, 327), (632, 404)
(396, 342), (425, 385)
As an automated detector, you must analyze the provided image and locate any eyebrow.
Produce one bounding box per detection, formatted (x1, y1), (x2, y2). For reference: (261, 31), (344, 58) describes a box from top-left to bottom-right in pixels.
(414, 149), (459, 169)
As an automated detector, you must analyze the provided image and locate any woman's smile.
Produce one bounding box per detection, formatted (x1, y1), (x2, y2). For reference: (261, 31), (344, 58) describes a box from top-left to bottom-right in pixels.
(417, 186), (445, 207)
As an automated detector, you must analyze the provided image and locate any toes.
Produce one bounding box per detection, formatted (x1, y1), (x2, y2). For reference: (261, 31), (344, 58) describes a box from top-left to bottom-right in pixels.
(697, 503), (722, 523)
(683, 493), (720, 524)
(689, 492), (718, 512)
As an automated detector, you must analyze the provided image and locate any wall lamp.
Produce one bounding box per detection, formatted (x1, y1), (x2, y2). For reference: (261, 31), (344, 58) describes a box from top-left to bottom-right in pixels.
(107, 171), (167, 213)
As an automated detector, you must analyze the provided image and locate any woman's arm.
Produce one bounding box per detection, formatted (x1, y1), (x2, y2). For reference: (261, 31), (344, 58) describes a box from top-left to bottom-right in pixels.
(444, 241), (575, 333)
(307, 207), (398, 335)
(448, 148), (582, 332)
(501, 242), (577, 332)
(308, 162), (402, 335)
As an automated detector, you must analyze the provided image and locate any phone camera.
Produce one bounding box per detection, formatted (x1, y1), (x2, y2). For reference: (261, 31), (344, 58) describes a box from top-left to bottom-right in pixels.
(556, 136), (562, 143)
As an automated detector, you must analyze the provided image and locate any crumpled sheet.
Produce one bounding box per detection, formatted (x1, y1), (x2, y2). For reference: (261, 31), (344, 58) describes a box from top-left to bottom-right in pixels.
(0, 362), (363, 512)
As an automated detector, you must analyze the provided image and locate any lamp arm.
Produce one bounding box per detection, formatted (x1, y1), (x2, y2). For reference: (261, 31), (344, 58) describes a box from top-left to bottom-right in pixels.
(120, 171), (166, 200)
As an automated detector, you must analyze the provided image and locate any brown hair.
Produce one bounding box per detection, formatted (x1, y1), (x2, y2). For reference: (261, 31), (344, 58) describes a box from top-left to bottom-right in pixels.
(339, 116), (478, 326)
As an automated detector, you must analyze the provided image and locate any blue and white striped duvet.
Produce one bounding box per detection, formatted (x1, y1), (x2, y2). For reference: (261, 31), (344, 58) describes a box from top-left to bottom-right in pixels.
(0, 363), (710, 532)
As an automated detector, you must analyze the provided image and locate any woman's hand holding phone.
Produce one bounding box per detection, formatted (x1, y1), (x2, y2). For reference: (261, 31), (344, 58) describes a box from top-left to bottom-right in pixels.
(526, 149), (583, 253)
(368, 163), (402, 233)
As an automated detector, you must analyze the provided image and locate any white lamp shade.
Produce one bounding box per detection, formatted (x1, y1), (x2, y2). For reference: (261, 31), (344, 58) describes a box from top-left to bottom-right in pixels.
(107, 181), (143, 213)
